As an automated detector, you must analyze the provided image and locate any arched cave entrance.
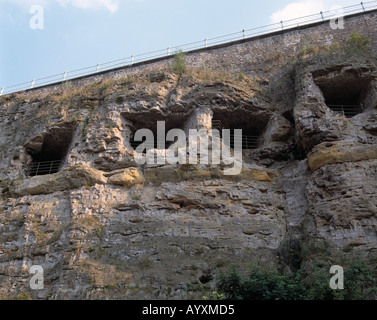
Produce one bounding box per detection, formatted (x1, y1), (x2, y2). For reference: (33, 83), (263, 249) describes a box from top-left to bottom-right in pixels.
(211, 109), (269, 150)
(25, 123), (76, 176)
(124, 112), (188, 152)
(313, 70), (372, 118)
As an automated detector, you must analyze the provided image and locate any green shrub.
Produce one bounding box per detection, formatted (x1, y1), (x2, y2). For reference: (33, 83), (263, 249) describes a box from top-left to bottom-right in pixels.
(16, 292), (31, 300)
(304, 264), (335, 300)
(216, 258), (377, 300)
(305, 258), (377, 300)
(217, 266), (305, 300)
(171, 50), (187, 75)
(324, 41), (341, 55)
(345, 31), (370, 55)
(277, 238), (303, 272)
(338, 259), (376, 300)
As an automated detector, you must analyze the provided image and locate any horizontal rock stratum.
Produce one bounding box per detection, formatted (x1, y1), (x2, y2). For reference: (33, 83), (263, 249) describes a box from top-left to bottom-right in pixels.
(308, 141), (377, 171)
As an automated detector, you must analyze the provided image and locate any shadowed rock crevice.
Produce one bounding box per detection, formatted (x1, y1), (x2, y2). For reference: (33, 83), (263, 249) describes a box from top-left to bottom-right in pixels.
(212, 109), (270, 150)
(294, 64), (376, 154)
(24, 122), (77, 176)
(313, 67), (373, 117)
(123, 111), (190, 150)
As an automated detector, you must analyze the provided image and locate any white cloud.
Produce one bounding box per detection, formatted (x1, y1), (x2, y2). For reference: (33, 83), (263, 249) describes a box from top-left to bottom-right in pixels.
(270, 0), (325, 24)
(269, 0), (361, 24)
(0, 0), (49, 7)
(56, 0), (119, 13)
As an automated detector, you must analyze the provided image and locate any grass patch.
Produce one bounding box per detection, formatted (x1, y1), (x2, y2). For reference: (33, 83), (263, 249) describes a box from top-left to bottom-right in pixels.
(265, 51), (283, 63)
(15, 292), (31, 300)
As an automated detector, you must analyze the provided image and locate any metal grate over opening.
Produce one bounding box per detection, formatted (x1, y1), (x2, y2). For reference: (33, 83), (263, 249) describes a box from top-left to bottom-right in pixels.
(327, 105), (361, 118)
(212, 120), (259, 150)
(28, 160), (63, 176)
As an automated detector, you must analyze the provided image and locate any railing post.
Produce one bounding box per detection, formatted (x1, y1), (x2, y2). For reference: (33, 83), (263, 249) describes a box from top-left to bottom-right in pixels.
(63, 71), (67, 81)
(204, 39), (208, 48)
(96, 64), (100, 72)
(361, 2), (365, 11)
(281, 20), (284, 30)
(0, 87), (4, 96)
(167, 47), (171, 55)
(31, 79), (35, 89)
(131, 55), (134, 65)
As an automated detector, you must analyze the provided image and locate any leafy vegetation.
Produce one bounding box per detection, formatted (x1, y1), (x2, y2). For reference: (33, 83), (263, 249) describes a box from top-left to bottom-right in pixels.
(294, 31), (372, 66)
(216, 253), (377, 300)
(217, 266), (306, 300)
(203, 291), (225, 300)
(15, 292), (31, 300)
(345, 30), (371, 55)
(171, 50), (187, 75)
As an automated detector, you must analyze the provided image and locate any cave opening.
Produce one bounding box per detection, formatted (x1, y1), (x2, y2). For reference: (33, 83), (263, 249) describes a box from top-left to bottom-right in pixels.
(125, 112), (188, 152)
(212, 109), (268, 150)
(314, 71), (371, 118)
(26, 123), (76, 176)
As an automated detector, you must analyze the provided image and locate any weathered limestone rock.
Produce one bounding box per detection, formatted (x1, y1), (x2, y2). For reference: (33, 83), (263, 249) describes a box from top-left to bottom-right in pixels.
(262, 115), (293, 145)
(307, 140), (377, 171)
(294, 65), (374, 153)
(143, 164), (279, 183)
(8, 165), (107, 196)
(144, 165), (181, 183)
(107, 167), (145, 187)
(307, 159), (377, 250)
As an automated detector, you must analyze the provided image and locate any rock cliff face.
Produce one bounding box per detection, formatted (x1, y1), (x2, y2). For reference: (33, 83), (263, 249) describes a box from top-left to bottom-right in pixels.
(0, 12), (377, 299)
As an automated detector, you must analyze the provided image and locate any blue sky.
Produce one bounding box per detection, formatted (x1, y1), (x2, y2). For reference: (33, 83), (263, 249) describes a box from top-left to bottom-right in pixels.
(0, 0), (364, 91)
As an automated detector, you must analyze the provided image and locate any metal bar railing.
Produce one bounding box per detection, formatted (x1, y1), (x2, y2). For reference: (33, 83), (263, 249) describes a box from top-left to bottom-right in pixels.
(1, 1), (376, 97)
(28, 160), (63, 176)
(327, 104), (360, 118)
(212, 120), (260, 149)
(223, 134), (260, 150)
